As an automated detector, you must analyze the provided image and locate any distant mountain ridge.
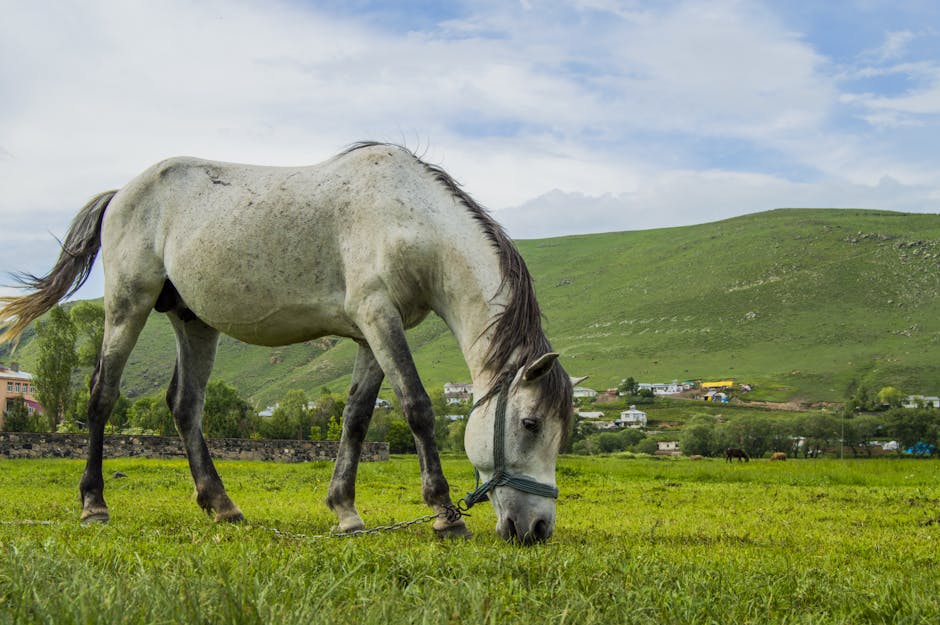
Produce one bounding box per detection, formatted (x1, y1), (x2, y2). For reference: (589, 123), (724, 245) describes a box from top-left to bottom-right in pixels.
(6, 208), (940, 406)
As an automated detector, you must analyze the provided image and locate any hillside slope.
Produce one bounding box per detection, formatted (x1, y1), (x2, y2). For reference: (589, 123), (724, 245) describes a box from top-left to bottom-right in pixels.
(5, 208), (940, 405)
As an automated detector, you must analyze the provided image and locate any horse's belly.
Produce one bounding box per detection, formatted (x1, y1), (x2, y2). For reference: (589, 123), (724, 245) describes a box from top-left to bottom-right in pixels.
(206, 302), (362, 346)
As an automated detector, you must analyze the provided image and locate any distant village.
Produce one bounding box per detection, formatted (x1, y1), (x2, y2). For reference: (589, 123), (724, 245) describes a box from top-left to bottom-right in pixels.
(441, 376), (938, 458)
(2, 357), (939, 460)
(446, 377), (744, 424)
(440, 378), (755, 456)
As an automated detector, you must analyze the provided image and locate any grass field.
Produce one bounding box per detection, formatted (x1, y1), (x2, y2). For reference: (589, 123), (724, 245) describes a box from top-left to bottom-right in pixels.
(1, 455), (938, 624)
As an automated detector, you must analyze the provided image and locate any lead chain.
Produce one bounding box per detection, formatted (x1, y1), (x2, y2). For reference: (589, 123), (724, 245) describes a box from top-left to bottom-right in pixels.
(254, 504), (466, 541)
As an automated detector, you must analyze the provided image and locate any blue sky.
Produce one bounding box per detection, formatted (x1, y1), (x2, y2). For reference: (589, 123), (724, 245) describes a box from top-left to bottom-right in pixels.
(1, 0), (940, 300)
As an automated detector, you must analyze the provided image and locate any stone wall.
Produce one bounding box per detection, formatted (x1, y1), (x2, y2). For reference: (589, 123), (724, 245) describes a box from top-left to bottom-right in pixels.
(0, 432), (388, 463)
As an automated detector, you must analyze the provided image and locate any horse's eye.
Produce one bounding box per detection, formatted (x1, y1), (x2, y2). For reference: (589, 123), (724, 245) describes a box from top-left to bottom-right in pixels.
(522, 418), (540, 432)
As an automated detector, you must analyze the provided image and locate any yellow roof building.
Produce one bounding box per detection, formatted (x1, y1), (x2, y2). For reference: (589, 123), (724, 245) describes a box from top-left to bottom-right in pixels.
(700, 380), (735, 389)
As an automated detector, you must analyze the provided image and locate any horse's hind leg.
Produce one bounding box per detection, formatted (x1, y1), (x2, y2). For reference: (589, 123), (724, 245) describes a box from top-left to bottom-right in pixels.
(166, 312), (243, 522)
(80, 296), (154, 523)
(326, 342), (384, 532)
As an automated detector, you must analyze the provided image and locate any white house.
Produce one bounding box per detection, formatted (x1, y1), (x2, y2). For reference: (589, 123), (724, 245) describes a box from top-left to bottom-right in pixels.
(637, 382), (682, 395)
(443, 382), (473, 405)
(573, 386), (598, 400)
(616, 405), (647, 428)
(657, 440), (681, 455)
(902, 395), (940, 408)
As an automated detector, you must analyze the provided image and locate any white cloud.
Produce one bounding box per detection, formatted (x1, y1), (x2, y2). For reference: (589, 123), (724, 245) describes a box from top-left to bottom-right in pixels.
(498, 171), (940, 239)
(872, 30), (916, 62)
(611, 2), (832, 138)
(1, 1), (939, 301)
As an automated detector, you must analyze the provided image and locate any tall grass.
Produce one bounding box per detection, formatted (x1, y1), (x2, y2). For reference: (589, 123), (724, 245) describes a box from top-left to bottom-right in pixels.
(1, 455), (938, 624)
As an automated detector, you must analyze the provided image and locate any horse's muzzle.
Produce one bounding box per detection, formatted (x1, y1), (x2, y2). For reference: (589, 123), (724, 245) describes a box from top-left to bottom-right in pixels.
(497, 514), (554, 545)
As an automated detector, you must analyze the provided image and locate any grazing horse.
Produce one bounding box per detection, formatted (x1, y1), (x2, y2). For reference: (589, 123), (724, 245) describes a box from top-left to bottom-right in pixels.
(0, 142), (573, 544)
(770, 452), (787, 461)
(725, 448), (750, 463)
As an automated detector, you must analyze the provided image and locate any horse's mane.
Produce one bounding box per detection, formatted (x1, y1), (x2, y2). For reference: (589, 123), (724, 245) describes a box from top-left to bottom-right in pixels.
(340, 142), (573, 428)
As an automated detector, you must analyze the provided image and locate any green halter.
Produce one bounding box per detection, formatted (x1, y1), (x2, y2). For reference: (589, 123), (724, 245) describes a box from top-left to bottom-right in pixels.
(460, 373), (559, 509)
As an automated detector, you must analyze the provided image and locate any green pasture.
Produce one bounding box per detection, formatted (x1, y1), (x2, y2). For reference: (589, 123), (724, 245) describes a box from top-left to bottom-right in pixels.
(1, 455), (938, 624)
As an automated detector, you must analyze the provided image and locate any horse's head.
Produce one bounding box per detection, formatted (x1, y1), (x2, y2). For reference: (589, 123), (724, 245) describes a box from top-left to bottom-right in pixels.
(463, 352), (573, 545)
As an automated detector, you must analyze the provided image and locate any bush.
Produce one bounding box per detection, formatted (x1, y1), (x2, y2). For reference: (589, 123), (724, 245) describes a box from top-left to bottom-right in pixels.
(386, 420), (416, 453)
(2, 397), (37, 432)
(633, 438), (660, 455)
(571, 427), (647, 455)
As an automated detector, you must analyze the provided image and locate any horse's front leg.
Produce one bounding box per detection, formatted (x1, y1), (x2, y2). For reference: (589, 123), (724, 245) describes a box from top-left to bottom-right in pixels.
(401, 385), (470, 538)
(326, 343), (384, 532)
(355, 299), (470, 538)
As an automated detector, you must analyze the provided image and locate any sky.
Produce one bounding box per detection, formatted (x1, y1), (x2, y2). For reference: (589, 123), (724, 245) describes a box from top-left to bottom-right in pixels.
(2, 0), (940, 300)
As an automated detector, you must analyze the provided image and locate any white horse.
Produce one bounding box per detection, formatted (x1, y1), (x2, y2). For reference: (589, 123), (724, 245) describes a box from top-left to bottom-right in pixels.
(0, 142), (573, 544)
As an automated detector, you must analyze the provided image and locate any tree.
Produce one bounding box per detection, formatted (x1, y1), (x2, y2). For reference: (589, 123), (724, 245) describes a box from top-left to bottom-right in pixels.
(2, 397), (35, 432)
(431, 387), (465, 451)
(618, 377), (639, 396)
(681, 420), (716, 456)
(325, 415), (343, 441)
(877, 386), (904, 409)
(842, 413), (886, 457)
(69, 301), (105, 367)
(851, 385), (878, 412)
(798, 412), (841, 458)
(108, 394), (131, 431)
(308, 389), (344, 440)
(447, 419), (467, 453)
(564, 415), (593, 453)
(203, 380), (252, 438)
(367, 408), (393, 443)
(634, 438), (659, 455)
(261, 389), (309, 440)
(70, 382), (90, 428)
(127, 395), (174, 435)
(34, 305), (78, 430)
(885, 408), (939, 455)
(717, 414), (779, 458)
(386, 419), (416, 453)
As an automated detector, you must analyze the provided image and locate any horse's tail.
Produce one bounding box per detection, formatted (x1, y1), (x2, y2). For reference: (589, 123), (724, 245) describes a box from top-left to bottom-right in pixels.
(0, 190), (117, 343)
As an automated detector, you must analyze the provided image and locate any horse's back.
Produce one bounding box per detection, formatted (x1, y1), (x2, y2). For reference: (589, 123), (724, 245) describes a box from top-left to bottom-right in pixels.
(100, 147), (459, 345)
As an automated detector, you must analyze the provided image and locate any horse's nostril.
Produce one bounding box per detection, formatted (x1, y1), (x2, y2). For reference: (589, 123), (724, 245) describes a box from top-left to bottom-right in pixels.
(531, 518), (550, 542)
(501, 517), (551, 545)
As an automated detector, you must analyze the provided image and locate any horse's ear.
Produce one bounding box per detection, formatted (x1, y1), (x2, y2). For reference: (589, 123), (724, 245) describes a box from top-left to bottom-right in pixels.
(523, 352), (559, 382)
(571, 375), (589, 387)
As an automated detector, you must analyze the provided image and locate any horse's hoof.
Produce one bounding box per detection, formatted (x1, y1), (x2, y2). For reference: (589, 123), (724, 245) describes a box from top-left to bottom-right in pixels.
(80, 509), (110, 525)
(332, 512), (366, 533)
(333, 519), (366, 534)
(214, 508), (245, 523)
(434, 520), (472, 540)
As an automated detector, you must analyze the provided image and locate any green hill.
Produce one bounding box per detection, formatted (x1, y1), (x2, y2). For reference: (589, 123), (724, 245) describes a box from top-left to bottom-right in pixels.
(5, 208), (940, 406)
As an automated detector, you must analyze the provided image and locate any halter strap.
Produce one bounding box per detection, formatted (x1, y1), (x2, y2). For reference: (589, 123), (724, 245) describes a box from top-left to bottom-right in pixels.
(460, 373), (559, 509)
